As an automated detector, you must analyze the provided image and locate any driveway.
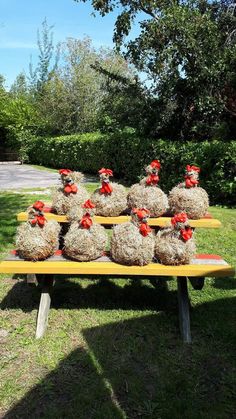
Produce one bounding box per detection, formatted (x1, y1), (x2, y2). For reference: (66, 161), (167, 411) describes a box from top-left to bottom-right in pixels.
(0, 164), (96, 190)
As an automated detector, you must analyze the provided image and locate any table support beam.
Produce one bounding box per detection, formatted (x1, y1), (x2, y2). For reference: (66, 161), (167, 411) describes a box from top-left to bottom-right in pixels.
(177, 277), (191, 343)
(35, 275), (54, 339)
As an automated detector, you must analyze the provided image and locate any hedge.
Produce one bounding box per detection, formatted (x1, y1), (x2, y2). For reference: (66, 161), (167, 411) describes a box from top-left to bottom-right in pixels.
(26, 131), (236, 205)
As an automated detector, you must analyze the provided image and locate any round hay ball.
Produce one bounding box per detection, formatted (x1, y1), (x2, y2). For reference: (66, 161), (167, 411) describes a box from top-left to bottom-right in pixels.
(63, 222), (108, 261)
(111, 222), (155, 266)
(67, 205), (84, 223)
(51, 186), (89, 215)
(155, 228), (196, 265)
(16, 220), (60, 261)
(91, 183), (127, 216)
(168, 186), (209, 219)
(127, 184), (168, 217)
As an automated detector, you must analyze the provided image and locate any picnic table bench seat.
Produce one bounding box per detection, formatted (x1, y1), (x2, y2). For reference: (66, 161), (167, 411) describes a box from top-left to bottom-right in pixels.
(0, 250), (234, 343)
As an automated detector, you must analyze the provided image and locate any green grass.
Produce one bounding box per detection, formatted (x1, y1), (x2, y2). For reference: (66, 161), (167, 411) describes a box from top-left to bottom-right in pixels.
(0, 188), (235, 418)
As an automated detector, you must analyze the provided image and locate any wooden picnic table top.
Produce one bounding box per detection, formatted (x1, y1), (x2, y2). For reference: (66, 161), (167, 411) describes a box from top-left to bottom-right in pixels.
(0, 252), (234, 277)
(17, 208), (222, 228)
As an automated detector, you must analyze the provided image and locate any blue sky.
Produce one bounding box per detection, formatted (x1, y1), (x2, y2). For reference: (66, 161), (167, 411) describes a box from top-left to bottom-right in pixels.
(0, 0), (143, 88)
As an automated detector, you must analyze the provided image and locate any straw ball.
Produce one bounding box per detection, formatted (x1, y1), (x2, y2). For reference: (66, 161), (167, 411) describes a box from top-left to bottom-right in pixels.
(155, 228), (196, 265)
(91, 183), (127, 216)
(51, 186), (89, 215)
(111, 222), (155, 266)
(168, 186), (209, 219)
(127, 184), (168, 217)
(63, 222), (108, 261)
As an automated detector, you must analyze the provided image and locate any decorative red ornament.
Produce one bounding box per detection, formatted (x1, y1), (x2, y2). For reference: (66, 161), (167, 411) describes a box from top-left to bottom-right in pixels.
(139, 222), (152, 237)
(98, 168), (113, 176)
(150, 160), (161, 169)
(83, 199), (95, 209)
(64, 183), (78, 194)
(100, 181), (113, 194)
(146, 174), (159, 186)
(33, 200), (44, 211)
(171, 213), (188, 226)
(180, 227), (193, 241)
(133, 208), (150, 220)
(30, 214), (46, 227)
(80, 214), (93, 229)
(186, 165), (200, 173)
(59, 169), (72, 176)
(184, 176), (199, 188)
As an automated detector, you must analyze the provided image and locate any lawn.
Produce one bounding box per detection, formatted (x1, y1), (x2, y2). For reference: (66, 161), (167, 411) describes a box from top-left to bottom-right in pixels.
(0, 188), (235, 418)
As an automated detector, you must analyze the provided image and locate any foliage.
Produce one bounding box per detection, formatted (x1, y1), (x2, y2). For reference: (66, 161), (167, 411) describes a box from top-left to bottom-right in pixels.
(26, 131), (236, 205)
(76, 0), (236, 139)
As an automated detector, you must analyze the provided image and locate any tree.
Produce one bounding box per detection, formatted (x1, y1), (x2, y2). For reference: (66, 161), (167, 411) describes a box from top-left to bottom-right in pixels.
(76, 0), (236, 139)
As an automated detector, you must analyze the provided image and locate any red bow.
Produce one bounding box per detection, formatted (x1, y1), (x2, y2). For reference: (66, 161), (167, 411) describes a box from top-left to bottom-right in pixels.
(80, 214), (93, 229)
(64, 183), (78, 194)
(186, 165), (200, 173)
(59, 169), (72, 176)
(98, 168), (113, 176)
(133, 208), (150, 220)
(146, 174), (159, 186)
(139, 222), (152, 237)
(33, 200), (44, 211)
(185, 176), (199, 188)
(171, 213), (188, 226)
(100, 181), (113, 194)
(150, 160), (161, 169)
(180, 227), (193, 241)
(30, 215), (46, 227)
(83, 199), (95, 209)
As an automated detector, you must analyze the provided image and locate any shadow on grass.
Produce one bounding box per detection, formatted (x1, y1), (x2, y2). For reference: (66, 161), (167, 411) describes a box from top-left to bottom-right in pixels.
(4, 296), (236, 419)
(0, 276), (176, 314)
(212, 276), (236, 290)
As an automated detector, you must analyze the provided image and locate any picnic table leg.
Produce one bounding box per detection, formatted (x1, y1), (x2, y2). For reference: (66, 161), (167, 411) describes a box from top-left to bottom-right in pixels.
(26, 274), (37, 285)
(35, 275), (54, 339)
(177, 276), (191, 344)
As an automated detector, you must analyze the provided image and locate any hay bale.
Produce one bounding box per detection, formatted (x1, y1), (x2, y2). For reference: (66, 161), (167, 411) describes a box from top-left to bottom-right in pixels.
(127, 184), (168, 217)
(16, 220), (60, 261)
(91, 183), (127, 216)
(111, 222), (155, 266)
(155, 228), (196, 265)
(64, 222), (108, 261)
(168, 186), (209, 219)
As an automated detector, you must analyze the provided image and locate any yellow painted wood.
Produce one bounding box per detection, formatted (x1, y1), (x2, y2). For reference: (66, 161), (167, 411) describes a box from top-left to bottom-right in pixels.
(0, 260), (234, 277)
(17, 212), (222, 228)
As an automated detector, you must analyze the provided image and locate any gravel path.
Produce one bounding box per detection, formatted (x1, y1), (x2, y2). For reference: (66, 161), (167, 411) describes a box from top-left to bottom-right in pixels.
(0, 164), (96, 190)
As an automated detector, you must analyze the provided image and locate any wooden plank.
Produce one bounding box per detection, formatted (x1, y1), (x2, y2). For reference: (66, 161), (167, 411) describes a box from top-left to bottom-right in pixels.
(177, 277), (191, 343)
(17, 212), (222, 228)
(0, 260), (234, 277)
(35, 275), (54, 339)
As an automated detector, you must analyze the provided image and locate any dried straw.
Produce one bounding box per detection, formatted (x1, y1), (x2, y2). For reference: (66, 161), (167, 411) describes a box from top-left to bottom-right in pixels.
(168, 186), (209, 219)
(51, 186), (89, 215)
(63, 222), (108, 261)
(127, 184), (168, 217)
(111, 222), (155, 266)
(91, 183), (127, 216)
(155, 228), (196, 265)
(16, 220), (61, 261)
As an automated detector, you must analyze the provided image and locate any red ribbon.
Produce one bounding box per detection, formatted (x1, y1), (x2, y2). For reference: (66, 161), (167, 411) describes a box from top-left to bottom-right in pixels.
(186, 165), (200, 173)
(171, 212), (188, 226)
(83, 199), (95, 209)
(150, 160), (161, 169)
(100, 181), (113, 194)
(133, 208), (150, 220)
(180, 227), (193, 241)
(80, 214), (93, 229)
(139, 222), (152, 237)
(146, 174), (159, 186)
(98, 168), (113, 176)
(64, 183), (78, 194)
(184, 176), (199, 188)
(59, 169), (72, 176)
(30, 215), (46, 227)
(33, 200), (44, 211)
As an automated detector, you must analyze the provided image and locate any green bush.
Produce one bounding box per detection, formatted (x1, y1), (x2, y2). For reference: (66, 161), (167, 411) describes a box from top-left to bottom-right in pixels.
(27, 131), (236, 205)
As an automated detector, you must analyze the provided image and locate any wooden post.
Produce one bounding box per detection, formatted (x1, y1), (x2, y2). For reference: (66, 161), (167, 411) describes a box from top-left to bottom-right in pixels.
(26, 274), (37, 285)
(177, 277), (191, 343)
(35, 275), (54, 339)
